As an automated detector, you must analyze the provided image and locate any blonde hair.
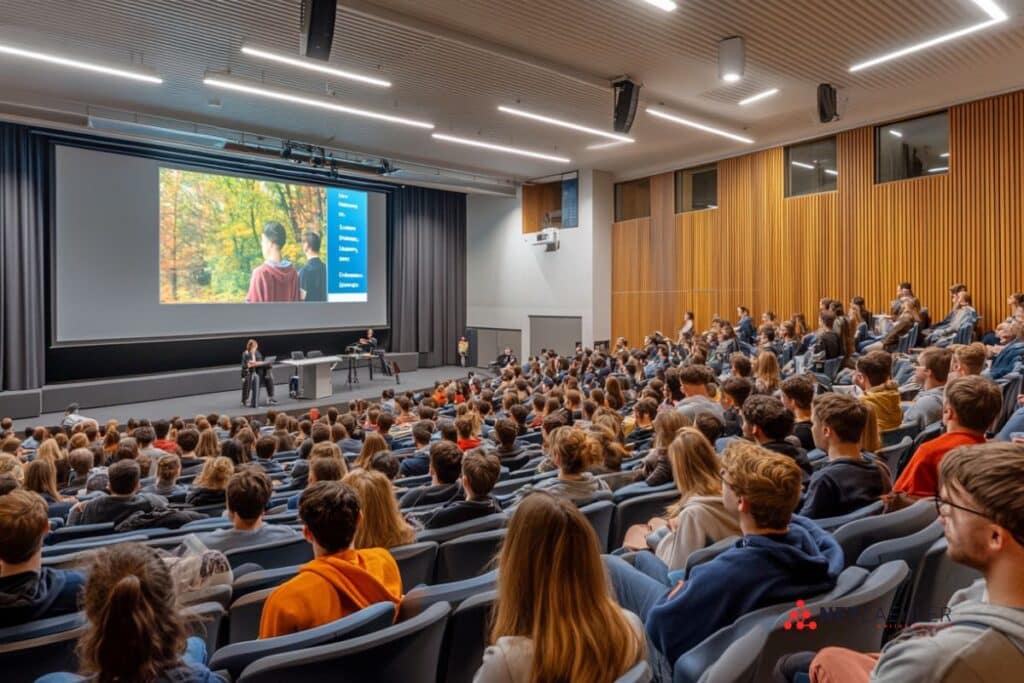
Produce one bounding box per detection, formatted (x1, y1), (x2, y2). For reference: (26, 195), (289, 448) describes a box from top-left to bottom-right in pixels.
(25, 458), (70, 502)
(721, 440), (802, 529)
(490, 492), (645, 682)
(653, 410), (691, 450)
(548, 427), (602, 475)
(0, 453), (24, 483)
(195, 429), (220, 460)
(755, 352), (781, 394)
(194, 456), (234, 490)
(36, 439), (64, 465)
(343, 469), (414, 549)
(354, 432), (389, 470)
(665, 428), (723, 518)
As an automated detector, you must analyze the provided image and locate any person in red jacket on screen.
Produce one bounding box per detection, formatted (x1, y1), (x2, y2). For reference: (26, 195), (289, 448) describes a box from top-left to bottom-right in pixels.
(246, 221), (301, 303)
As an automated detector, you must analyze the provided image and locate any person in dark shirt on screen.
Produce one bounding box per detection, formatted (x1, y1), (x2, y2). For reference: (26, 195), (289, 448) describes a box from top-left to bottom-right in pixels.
(298, 230), (326, 302)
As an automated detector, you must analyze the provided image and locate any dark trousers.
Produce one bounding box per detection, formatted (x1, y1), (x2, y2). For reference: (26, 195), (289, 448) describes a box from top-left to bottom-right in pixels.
(242, 370), (274, 404)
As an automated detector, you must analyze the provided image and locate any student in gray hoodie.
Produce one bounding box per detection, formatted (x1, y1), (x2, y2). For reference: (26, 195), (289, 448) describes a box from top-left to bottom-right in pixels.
(804, 442), (1024, 681)
(902, 347), (952, 430)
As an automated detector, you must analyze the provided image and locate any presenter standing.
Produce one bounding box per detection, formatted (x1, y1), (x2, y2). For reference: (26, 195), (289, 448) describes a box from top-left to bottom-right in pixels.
(241, 338), (277, 406)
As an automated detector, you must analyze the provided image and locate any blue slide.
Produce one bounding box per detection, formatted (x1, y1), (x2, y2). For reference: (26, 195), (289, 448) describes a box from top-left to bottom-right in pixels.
(326, 187), (368, 302)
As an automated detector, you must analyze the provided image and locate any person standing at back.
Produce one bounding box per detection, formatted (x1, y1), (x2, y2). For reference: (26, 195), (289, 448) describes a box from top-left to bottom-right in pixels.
(298, 230), (326, 302)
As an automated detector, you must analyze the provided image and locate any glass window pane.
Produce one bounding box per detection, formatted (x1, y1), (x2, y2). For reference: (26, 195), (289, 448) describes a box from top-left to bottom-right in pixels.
(615, 178), (651, 221)
(675, 165), (718, 212)
(785, 137), (838, 197)
(876, 112), (948, 183)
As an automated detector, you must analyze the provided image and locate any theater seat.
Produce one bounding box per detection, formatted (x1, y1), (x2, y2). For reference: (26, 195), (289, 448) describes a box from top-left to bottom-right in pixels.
(398, 570), (497, 622)
(812, 500), (884, 533)
(0, 622), (86, 681)
(437, 589), (496, 683)
(236, 601), (451, 683)
(390, 541), (439, 591)
(833, 499), (937, 569)
(435, 528), (506, 583)
(223, 537), (313, 571)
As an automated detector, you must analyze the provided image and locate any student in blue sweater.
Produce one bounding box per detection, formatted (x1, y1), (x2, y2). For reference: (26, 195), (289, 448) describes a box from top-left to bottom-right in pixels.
(605, 440), (843, 671)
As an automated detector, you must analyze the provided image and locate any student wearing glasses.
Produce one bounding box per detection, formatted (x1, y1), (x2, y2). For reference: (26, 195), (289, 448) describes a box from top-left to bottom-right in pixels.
(786, 442), (1024, 682)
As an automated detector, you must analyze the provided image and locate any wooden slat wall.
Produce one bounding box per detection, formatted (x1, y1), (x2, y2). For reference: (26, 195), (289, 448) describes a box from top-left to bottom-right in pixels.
(611, 90), (1024, 344)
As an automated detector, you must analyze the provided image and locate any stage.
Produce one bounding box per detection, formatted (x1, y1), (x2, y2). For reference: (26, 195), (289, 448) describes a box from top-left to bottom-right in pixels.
(11, 365), (486, 429)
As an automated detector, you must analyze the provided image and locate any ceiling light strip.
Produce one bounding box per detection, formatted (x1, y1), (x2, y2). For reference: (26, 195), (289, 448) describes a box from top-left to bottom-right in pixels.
(641, 0), (678, 11)
(203, 74), (433, 129)
(791, 161), (815, 169)
(738, 88), (779, 106)
(646, 107), (754, 144)
(432, 133), (569, 163)
(849, 0), (1007, 72)
(0, 43), (162, 83)
(241, 45), (390, 87)
(498, 105), (633, 142)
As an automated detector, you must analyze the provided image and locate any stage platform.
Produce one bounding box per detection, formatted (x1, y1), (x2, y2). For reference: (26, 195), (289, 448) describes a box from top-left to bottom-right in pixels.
(10, 364), (486, 429)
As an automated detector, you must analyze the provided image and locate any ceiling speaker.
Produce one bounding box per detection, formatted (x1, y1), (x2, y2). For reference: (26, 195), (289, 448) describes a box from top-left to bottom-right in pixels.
(612, 79), (641, 134)
(300, 0), (337, 61)
(817, 83), (839, 123)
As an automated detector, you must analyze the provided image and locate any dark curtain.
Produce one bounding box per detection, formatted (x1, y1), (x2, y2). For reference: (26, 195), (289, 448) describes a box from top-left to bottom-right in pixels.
(0, 124), (47, 390)
(387, 186), (466, 367)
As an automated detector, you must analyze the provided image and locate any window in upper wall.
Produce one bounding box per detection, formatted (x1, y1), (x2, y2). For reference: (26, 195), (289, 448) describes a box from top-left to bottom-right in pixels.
(785, 137), (838, 197)
(614, 177), (651, 221)
(876, 111), (949, 183)
(675, 165), (718, 212)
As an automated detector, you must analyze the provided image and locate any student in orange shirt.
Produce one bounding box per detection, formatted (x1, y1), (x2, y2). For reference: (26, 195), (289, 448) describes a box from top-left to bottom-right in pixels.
(455, 415), (482, 452)
(892, 375), (1002, 499)
(258, 481), (403, 639)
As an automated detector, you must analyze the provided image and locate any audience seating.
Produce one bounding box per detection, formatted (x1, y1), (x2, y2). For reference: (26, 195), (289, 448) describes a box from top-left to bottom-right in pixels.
(209, 602), (395, 680)
(876, 436), (914, 479)
(435, 528), (506, 583)
(617, 661), (654, 683)
(672, 566), (871, 683)
(880, 423), (919, 449)
(610, 490), (679, 549)
(45, 522), (116, 545)
(180, 583), (233, 609)
(579, 499), (615, 553)
(416, 512), (508, 544)
(397, 570), (497, 622)
(184, 600), (227, 659)
(681, 535), (741, 580)
(0, 612), (85, 645)
(995, 372), (1022, 432)
(0, 622), (87, 681)
(906, 536), (982, 624)
(228, 587), (275, 644)
(223, 537), (313, 570)
(236, 601), (451, 683)
(833, 500), (937, 569)
(391, 541), (440, 591)
(812, 501), (884, 533)
(437, 589), (496, 683)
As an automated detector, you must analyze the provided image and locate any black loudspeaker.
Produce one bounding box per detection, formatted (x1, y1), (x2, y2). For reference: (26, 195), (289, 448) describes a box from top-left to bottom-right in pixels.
(817, 83), (838, 123)
(612, 79), (641, 134)
(300, 0), (337, 61)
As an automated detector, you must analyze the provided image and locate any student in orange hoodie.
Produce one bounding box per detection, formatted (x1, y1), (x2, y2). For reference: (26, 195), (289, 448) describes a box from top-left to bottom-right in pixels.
(258, 480), (403, 638)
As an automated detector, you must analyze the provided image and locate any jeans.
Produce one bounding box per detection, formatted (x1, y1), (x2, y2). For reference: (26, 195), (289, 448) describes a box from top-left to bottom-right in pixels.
(995, 406), (1024, 441)
(604, 555), (674, 680)
(634, 550), (672, 585)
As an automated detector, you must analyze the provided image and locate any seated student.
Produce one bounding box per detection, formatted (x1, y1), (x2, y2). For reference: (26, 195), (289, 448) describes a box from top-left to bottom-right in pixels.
(800, 393), (892, 519)
(251, 436), (284, 474)
(0, 490), (86, 627)
(375, 412), (396, 449)
(141, 454), (187, 499)
(676, 365), (726, 422)
(948, 341), (986, 380)
(24, 458), (76, 506)
(68, 460), (168, 526)
(475, 492), (646, 683)
(397, 420), (435, 478)
(604, 441), (842, 670)
(37, 544), (224, 683)
(801, 442), (1024, 682)
(455, 414), (482, 452)
(903, 347), (952, 431)
(398, 441), (464, 508)
(625, 398), (658, 446)
(987, 320), (1024, 381)
(368, 451), (400, 481)
(422, 449), (503, 529)
(623, 428), (742, 575)
(780, 375), (816, 452)
(854, 350), (904, 434)
(287, 452), (347, 511)
(634, 410), (691, 487)
(151, 419), (179, 455)
(741, 394), (813, 478)
(342, 469), (415, 549)
(891, 375), (1002, 500)
(336, 415), (363, 454)
(720, 376), (753, 439)
(813, 310), (843, 362)
(62, 448), (94, 495)
(491, 418), (527, 464)
(258, 481), (403, 638)
(508, 403), (530, 437)
(196, 467), (300, 553)
(173, 429), (204, 473)
(184, 456), (234, 507)
(534, 413), (569, 473)
(512, 428), (611, 506)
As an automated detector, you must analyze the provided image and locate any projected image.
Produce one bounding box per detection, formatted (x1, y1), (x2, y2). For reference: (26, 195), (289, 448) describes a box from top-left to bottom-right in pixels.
(159, 168), (367, 303)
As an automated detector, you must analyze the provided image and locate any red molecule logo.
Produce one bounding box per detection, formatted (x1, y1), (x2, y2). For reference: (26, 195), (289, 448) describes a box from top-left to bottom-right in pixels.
(782, 599), (818, 632)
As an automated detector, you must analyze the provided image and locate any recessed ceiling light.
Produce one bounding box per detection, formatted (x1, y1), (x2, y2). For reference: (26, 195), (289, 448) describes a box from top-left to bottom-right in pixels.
(241, 45), (391, 87)
(722, 73), (741, 83)
(738, 89), (779, 106)
(0, 42), (162, 83)
(824, 169), (839, 176)
(587, 140), (629, 150)
(928, 166), (949, 173)
(203, 73), (432, 129)
(850, 0), (1007, 72)
(641, 0), (678, 10)
(646, 107), (754, 143)
(432, 133), (570, 163)
(791, 161), (815, 169)
(498, 106), (633, 142)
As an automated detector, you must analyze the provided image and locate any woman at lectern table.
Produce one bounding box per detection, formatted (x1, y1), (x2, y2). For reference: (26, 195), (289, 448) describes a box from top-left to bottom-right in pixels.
(241, 338), (276, 406)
